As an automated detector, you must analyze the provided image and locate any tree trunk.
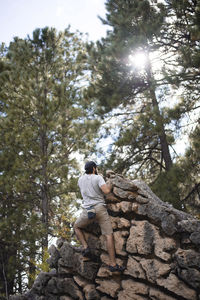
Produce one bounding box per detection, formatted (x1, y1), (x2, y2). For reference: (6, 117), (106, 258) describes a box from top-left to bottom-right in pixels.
(41, 180), (49, 250)
(150, 88), (173, 171)
(0, 243), (17, 297)
(146, 55), (173, 171)
(40, 127), (49, 251)
(39, 81), (49, 251)
(28, 241), (37, 289)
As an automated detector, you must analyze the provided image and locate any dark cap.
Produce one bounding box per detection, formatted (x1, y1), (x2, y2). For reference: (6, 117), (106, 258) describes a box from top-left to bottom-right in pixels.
(84, 161), (97, 171)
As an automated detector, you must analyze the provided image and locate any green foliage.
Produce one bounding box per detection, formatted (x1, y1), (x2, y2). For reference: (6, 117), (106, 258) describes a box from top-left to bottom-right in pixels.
(87, 0), (173, 172)
(28, 247), (50, 285)
(150, 165), (184, 209)
(52, 193), (78, 242)
(86, 0), (200, 213)
(0, 27), (98, 294)
(178, 124), (200, 215)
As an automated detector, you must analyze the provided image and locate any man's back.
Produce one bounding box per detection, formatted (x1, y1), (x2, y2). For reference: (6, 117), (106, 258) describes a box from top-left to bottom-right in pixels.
(78, 174), (105, 208)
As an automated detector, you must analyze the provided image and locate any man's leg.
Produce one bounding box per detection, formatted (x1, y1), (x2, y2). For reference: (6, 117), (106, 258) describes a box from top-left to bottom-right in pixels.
(74, 225), (88, 249)
(74, 209), (92, 251)
(106, 233), (116, 266)
(106, 233), (125, 272)
(95, 205), (117, 266)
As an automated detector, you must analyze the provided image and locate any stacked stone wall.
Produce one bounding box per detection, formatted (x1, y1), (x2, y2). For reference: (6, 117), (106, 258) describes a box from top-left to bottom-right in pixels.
(10, 171), (200, 300)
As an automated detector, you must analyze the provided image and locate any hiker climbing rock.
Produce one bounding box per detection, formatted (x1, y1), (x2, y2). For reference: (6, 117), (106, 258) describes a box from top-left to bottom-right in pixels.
(74, 161), (125, 272)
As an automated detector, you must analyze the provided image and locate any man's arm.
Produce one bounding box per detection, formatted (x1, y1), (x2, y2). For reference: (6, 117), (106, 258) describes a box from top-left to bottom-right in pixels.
(100, 180), (112, 195)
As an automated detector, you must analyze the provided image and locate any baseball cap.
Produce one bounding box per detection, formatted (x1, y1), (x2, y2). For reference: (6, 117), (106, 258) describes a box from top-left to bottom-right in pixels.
(84, 161), (97, 171)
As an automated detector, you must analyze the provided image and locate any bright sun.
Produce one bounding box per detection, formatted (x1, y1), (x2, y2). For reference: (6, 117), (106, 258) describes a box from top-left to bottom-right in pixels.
(129, 52), (147, 69)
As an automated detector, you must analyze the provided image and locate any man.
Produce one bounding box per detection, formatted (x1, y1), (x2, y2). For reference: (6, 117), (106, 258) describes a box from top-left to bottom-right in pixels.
(74, 161), (124, 272)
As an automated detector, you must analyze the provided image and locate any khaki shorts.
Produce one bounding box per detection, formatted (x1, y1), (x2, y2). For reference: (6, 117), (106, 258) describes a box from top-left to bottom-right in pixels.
(74, 204), (113, 235)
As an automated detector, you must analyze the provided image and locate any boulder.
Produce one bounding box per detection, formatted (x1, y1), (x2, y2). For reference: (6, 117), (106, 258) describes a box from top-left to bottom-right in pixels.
(10, 171), (200, 300)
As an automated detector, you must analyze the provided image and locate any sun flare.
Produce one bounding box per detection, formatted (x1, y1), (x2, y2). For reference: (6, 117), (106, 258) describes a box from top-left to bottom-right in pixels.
(129, 52), (147, 69)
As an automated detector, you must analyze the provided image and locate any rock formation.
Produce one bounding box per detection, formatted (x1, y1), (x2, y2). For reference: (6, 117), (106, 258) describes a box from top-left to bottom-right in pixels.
(10, 171), (200, 300)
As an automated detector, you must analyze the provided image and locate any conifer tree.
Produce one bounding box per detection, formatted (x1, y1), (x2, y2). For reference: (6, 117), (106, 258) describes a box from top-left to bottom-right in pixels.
(87, 1), (176, 190)
(0, 27), (98, 295)
(159, 0), (200, 210)
(86, 0), (199, 209)
(180, 124), (200, 215)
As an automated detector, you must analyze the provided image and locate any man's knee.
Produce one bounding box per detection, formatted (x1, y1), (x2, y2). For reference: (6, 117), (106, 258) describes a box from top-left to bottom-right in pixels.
(73, 222), (79, 231)
(74, 221), (84, 232)
(73, 224), (80, 231)
(106, 233), (114, 241)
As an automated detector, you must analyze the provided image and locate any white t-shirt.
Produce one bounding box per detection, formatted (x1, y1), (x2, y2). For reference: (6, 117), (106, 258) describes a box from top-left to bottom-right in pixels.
(78, 174), (106, 208)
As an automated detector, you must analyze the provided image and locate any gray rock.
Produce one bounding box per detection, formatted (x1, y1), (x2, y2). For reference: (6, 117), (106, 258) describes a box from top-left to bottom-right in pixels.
(118, 280), (148, 300)
(111, 175), (138, 191)
(75, 255), (99, 280)
(138, 201), (169, 224)
(135, 195), (149, 204)
(47, 245), (60, 268)
(56, 278), (83, 299)
(113, 187), (136, 199)
(149, 287), (180, 300)
(124, 256), (146, 279)
(189, 231), (200, 245)
(126, 221), (154, 255)
(106, 170), (116, 178)
(46, 277), (58, 294)
(25, 291), (46, 300)
(56, 237), (65, 248)
(58, 263), (72, 275)
(161, 214), (177, 236)
(83, 232), (101, 256)
(96, 278), (120, 298)
(9, 173), (200, 300)
(133, 180), (193, 221)
(177, 219), (200, 233)
(132, 180), (164, 204)
(140, 258), (171, 283)
(174, 248), (200, 269)
(60, 296), (73, 300)
(177, 267), (200, 289)
(154, 233), (176, 262)
(43, 294), (59, 300)
(25, 291), (44, 300)
(59, 242), (74, 268)
(83, 284), (100, 300)
(157, 273), (196, 300)
(9, 296), (28, 300)
(32, 272), (52, 294)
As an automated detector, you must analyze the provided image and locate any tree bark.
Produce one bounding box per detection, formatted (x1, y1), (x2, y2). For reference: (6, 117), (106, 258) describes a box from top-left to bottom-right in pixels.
(146, 55), (173, 171)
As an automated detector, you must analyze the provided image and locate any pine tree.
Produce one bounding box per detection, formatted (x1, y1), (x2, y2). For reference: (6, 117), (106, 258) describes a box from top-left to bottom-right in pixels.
(0, 27), (98, 294)
(179, 124), (200, 215)
(86, 1), (177, 192)
(86, 0), (199, 209)
(159, 0), (200, 211)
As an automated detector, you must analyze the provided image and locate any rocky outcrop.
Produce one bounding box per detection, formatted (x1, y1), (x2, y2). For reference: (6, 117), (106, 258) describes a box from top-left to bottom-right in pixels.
(10, 171), (200, 300)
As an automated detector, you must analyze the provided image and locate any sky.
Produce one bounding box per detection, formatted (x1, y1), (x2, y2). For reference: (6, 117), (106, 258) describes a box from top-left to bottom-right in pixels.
(0, 0), (109, 45)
